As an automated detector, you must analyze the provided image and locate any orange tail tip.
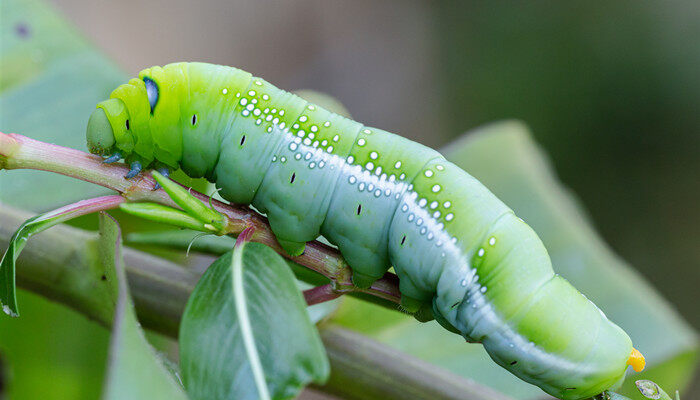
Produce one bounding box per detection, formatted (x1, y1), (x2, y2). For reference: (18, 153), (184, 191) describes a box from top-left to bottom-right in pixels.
(627, 347), (646, 372)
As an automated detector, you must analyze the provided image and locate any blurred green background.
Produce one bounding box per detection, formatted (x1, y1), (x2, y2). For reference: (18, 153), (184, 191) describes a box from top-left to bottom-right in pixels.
(0, 0), (698, 399)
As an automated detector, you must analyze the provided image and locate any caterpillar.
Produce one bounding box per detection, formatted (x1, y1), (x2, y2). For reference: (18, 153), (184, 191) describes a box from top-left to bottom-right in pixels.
(86, 62), (645, 400)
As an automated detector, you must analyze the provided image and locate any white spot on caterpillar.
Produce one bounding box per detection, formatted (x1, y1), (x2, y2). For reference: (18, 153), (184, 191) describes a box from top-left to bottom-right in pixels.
(427, 232), (434, 240)
(295, 153), (302, 160)
(327, 146), (334, 153)
(445, 213), (454, 221)
(255, 119), (262, 125)
(251, 99), (258, 104)
(349, 176), (357, 184)
(297, 131), (305, 138)
(303, 138), (312, 146)
(248, 90), (256, 96)
(408, 214), (415, 222)
(395, 193), (400, 199)
(266, 115), (273, 122)
(489, 237), (496, 246)
(416, 218), (424, 226)
(308, 133), (315, 139)
(280, 156), (287, 162)
(366, 162), (374, 170)
(236, 92), (241, 97)
(480, 286), (487, 293)
(310, 125), (318, 132)
(279, 122), (286, 129)
(262, 94), (269, 100)
(425, 170), (433, 177)
(304, 152), (312, 160)
(418, 198), (427, 207)
(273, 117), (279, 124)
(401, 204), (408, 212)
(293, 123), (300, 129)
(255, 80), (262, 86)
(375, 166), (382, 176)
(443, 201), (452, 208)
(294, 137), (302, 144)
(460, 279), (468, 287)
(242, 110), (250, 117)
(394, 161), (402, 168)
(433, 211), (441, 218)
(430, 201), (438, 209)
(321, 140), (328, 146)
(267, 126), (273, 133)
(309, 162), (316, 169)
(253, 109), (261, 116)
(367, 183), (374, 191)
(332, 135), (339, 142)
(399, 173), (406, 180)
(478, 248), (485, 257)
(308, 105), (315, 110)
(384, 188), (391, 196)
(299, 116), (308, 122)
(246, 104), (254, 111)
(363, 129), (371, 134)
(347, 155), (354, 164)
(370, 151), (378, 160)
(324, 121), (331, 127)
(374, 189), (381, 197)
(436, 165), (444, 171)
(432, 184), (441, 193)
(319, 161), (325, 168)
(357, 138), (366, 146)
(420, 227), (427, 235)
(222, 88), (228, 94)
(279, 110), (285, 115)
(240, 98), (248, 106)
(389, 174), (396, 182)
(358, 183), (366, 191)
(312, 141), (319, 148)
(272, 156), (277, 162)
(289, 143), (298, 151)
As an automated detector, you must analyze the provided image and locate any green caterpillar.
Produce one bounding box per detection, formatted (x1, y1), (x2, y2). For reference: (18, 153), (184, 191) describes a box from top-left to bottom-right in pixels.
(86, 62), (645, 399)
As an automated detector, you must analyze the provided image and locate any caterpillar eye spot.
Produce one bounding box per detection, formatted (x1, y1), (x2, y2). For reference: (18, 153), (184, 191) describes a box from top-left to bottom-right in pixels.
(240, 135), (246, 146)
(357, 204), (362, 215)
(143, 77), (158, 113)
(510, 361), (517, 365)
(290, 172), (296, 184)
(100, 275), (107, 281)
(401, 235), (406, 245)
(125, 119), (130, 130)
(191, 114), (197, 125)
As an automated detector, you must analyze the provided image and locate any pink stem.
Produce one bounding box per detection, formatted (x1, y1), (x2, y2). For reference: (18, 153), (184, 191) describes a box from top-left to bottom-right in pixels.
(304, 284), (343, 306)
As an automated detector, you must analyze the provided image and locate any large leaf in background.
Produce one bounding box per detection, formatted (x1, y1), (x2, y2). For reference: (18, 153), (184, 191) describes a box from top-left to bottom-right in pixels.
(0, 0), (125, 210)
(98, 213), (188, 400)
(331, 121), (698, 399)
(180, 241), (329, 400)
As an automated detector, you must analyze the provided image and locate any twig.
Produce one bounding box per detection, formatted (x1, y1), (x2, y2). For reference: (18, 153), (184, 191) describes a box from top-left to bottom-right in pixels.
(0, 131), (401, 305)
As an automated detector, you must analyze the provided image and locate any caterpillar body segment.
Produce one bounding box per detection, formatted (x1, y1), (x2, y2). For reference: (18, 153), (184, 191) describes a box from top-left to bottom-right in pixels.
(86, 62), (643, 400)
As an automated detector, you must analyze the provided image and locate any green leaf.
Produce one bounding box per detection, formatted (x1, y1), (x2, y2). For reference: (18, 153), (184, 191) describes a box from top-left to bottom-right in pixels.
(97, 213), (188, 400)
(330, 121), (698, 399)
(1, 196), (123, 316)
(119, 203), (217, 233)
(179, 241), (329, 400)
(151, 171), (226, 233)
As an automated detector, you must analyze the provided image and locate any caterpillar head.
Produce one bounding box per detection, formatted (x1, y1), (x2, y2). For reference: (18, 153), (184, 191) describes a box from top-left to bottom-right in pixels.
(86, 98), (127, 156)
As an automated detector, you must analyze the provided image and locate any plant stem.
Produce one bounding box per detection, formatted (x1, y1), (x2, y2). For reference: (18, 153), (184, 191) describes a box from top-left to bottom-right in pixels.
(0, 131), (401, 306)
(0, 204), (511, 400)
(304, 284), (343, 306)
